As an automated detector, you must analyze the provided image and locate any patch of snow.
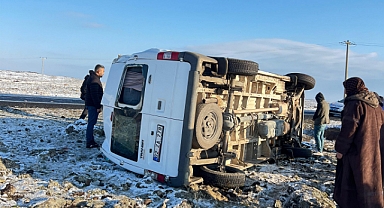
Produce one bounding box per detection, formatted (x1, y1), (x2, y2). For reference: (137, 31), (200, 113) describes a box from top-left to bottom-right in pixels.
(0, 70), (338, 207)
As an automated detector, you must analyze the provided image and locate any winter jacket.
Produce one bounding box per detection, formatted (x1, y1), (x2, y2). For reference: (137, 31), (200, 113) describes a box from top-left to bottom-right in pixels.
(312, 92), (330, 125)
(334, 91), (384, 207)
(85, 70), (103, 109)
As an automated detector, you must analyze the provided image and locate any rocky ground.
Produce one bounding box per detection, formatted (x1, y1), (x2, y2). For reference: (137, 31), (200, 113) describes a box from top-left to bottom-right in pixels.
(0, 106), (341, 208)
(0, 70), (342, 207)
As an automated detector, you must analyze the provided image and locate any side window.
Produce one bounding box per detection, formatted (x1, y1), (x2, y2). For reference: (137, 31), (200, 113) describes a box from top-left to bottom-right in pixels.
(117, 65), (147, 110)
(121, 68), (144, 105)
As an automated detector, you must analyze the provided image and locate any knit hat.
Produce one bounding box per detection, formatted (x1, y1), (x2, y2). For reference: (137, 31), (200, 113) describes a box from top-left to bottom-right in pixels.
(343, 77), (368, 97)
(315, 92), (325, 103)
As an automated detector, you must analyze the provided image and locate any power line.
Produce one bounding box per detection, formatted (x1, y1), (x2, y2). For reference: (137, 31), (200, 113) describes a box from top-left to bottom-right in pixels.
(0, 42), (379, 62)
(357, 43), (384, 47)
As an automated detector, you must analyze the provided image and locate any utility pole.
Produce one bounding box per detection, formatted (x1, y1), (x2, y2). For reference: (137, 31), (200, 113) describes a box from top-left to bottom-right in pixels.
(340, 40), (356, 81)
(340, 40), (355, 97)
(40, 57), (47, 74)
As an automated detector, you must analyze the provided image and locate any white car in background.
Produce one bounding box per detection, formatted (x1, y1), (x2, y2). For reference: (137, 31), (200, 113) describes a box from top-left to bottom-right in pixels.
(329, 99), (344, 117)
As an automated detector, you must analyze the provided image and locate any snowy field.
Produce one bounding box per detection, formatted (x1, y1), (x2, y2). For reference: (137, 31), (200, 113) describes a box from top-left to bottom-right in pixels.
(0, 70), (340, 207)
(0, 70), (83, 98)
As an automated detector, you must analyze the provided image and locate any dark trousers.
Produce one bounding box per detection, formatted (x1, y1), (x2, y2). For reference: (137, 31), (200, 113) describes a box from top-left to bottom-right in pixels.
(86, 106), (99, 145)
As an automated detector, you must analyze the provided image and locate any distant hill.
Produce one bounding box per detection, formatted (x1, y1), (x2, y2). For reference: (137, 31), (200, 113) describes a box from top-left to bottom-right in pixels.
(0, 70), (83, 98)
(0, 70), (318, 110)
(304, 99), (317, 110)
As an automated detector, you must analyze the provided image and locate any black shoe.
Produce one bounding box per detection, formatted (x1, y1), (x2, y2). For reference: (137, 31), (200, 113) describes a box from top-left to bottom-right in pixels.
(86, 143), (100, 148)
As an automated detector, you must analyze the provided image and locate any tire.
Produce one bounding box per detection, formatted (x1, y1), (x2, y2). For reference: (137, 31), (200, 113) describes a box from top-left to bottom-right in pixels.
(282, 147), (312, 158)
(193, 103), (223, 150)
(227, 58), (259, 76)
(286, 73), (315, 90)
(199, 165), (245, 188)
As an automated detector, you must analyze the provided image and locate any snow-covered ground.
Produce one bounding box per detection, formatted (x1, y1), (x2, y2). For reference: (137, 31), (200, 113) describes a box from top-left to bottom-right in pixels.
(0, 70), (340, 207)
(0, 70), (83, 98)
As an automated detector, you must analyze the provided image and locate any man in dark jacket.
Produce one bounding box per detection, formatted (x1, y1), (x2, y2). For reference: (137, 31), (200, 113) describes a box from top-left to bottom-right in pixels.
(312, 92), (330, 155)
(85, 64), (105, 148)
(333, 77), (384, 207)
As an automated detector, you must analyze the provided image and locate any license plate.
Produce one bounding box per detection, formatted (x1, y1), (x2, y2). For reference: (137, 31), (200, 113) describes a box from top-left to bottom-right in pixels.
(153, 125), (164, 162)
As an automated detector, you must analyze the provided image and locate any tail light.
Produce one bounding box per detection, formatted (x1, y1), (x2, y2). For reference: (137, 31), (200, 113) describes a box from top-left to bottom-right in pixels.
(145, 170), (167, 183)
(155, 173), (166, 183)
(157, 51), (180, 61)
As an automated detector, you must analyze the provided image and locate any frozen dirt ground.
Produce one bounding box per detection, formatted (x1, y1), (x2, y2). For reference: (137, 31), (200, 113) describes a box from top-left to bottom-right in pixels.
(0, 70), (341, 207)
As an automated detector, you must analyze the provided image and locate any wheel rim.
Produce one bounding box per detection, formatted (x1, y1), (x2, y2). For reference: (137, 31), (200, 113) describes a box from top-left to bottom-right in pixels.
(200, 112), (219, 139)
(193, 103), (223, 149)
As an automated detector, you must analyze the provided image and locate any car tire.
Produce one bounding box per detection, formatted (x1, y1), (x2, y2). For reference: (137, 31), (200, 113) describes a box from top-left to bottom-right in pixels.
(227, 58), (259, 76)
(193, 103), (223, 150)
(199, 164), (246, 188)
(286, 73), (315, 90)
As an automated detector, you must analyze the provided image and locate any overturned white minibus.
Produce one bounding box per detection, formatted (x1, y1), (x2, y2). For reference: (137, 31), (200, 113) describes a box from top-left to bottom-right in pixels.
(101, 48), (315, 188)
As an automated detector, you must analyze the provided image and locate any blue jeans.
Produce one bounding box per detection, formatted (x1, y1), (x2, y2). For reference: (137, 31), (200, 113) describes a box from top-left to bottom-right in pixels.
(314, 124), (326, 152)
(86, 106), (99, 145)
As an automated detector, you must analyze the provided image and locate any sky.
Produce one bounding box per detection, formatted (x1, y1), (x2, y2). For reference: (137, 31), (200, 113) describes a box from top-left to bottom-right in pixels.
(1, 0), (384, 102)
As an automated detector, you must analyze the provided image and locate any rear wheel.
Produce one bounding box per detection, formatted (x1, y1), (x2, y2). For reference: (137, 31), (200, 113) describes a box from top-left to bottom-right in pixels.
(199, 165), (245, 188)
(227, 58), (259, 76)
(193, 103), (223, 150)
(286, 73), (315, 90)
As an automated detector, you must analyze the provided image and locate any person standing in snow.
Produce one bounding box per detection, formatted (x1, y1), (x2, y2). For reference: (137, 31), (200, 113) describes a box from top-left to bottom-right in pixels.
(333, 77), (384, 207)
(312, 92), (330, 155)
(79, 74), (89, 120)
(85, 64), (105, 148)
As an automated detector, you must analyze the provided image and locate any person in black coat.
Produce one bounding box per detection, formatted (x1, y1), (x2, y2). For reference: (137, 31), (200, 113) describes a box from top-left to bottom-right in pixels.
(85, 64), (105, 148)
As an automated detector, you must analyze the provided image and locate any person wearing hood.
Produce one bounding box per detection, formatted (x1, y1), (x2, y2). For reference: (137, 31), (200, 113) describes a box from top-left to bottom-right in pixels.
(333, 77), (384, 207)
(85, 64), (105, 149)
(312, 92), (330, 155)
